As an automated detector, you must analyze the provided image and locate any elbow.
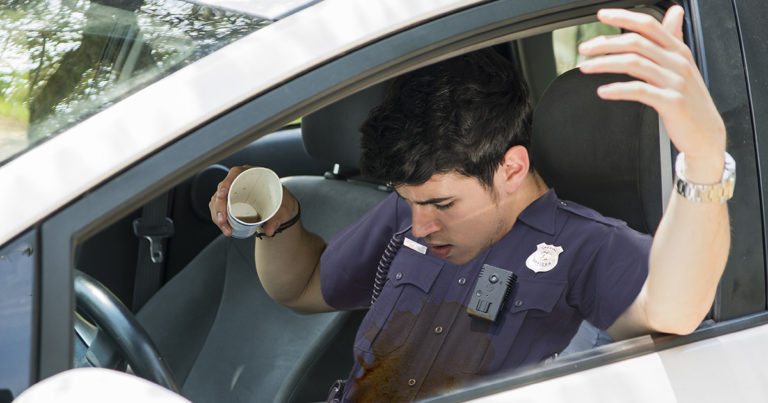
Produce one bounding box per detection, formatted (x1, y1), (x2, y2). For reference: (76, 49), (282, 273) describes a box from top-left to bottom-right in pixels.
(262, 285), (295, 306)
(646, 307), (706, 336)
(653, 319), (700, 336)
(265, 288), (307, 311)
(265, 285), (326, 314)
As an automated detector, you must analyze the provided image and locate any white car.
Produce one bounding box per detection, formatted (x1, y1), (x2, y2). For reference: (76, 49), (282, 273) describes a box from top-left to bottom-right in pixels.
(1, 0), (767, 402)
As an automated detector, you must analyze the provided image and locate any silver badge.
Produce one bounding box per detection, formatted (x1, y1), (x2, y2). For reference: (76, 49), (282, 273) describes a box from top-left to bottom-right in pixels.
(525, 243), (564, 273)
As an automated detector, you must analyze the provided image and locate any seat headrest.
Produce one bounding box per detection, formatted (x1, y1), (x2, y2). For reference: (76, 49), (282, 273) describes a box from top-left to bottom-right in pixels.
(302, 81), (389, 174)
(531, 68), (663, 234)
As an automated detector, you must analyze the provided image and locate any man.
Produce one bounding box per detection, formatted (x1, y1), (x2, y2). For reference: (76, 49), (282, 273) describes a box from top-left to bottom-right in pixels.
(210, 6), (731, 401)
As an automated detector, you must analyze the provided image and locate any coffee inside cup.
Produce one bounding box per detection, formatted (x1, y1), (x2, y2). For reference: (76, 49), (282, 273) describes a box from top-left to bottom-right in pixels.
(237, 213), (262, 223)
(230, 202), (262, 224)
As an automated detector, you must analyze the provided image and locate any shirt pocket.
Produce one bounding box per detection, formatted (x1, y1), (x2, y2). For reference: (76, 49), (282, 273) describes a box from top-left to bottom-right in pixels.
(354, 247), (444, 357)
(461, 277), (567, 374)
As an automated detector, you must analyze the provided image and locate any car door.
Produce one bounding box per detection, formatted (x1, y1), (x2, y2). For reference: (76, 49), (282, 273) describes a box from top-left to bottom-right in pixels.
(3, 0), (766, 400)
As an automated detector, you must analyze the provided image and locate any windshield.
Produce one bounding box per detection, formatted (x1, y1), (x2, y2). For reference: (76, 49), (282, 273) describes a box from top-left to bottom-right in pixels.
(0, 0), (269, 165)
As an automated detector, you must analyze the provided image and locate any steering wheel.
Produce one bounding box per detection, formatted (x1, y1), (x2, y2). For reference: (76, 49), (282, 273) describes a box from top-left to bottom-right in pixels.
(74, 269), (180, 393)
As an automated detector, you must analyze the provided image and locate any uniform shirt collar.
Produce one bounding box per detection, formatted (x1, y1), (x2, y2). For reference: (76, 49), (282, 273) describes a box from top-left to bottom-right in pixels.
(516, 188), (558, 235)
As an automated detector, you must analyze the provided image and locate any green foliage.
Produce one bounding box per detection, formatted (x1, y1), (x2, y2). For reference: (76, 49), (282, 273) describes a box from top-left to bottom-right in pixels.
(0, 0), (269, 162)
(552, 22), (621, 75)
(0, 71), (30, 123)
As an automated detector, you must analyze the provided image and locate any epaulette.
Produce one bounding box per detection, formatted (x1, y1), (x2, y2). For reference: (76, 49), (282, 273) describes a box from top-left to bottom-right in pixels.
(556, 199), (627, 228)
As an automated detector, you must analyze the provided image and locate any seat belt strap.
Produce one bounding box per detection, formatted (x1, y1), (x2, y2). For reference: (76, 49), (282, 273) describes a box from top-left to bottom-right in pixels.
(132, 192), (174, 311)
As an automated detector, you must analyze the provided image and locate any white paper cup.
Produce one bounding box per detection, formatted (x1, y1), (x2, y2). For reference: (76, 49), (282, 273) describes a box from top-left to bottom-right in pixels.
(226, 167), (283, 239)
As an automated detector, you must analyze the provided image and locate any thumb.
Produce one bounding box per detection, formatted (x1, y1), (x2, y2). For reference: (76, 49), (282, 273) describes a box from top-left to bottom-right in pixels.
(662, 5), (684, 41)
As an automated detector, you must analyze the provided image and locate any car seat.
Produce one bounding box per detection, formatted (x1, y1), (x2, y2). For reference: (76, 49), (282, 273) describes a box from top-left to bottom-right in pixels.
(136, 67), (667, 402)
(531, 68), (665, 235)
(531, 68), (667, 355)
(136, 82), (391, 403)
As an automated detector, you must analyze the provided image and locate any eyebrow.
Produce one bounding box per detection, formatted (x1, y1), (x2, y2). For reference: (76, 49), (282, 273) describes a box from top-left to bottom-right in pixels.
(395, 191), (454, 206)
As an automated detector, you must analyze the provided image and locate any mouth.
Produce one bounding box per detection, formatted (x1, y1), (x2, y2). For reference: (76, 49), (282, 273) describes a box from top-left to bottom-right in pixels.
(427, 243), (453, 258)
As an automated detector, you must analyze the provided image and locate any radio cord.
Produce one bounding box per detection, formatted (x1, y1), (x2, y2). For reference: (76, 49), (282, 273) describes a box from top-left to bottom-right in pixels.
(370, 225), (412, 305)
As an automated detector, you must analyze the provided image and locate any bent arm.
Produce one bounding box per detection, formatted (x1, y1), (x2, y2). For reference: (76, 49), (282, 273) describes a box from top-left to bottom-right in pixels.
(253, 198), (335, 313)
(578, 7), (731, 339)
(645, 174), (730, 334)
(210, 166), (333, 313)
(608, 176), (730, 340)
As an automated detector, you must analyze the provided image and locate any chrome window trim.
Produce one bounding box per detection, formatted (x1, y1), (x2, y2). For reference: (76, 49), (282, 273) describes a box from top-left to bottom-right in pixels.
(0, 0), (481, 246)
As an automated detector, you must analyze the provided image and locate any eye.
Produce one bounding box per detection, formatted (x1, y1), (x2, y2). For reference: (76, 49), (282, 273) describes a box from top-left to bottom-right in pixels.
(435, 201), (454, 211)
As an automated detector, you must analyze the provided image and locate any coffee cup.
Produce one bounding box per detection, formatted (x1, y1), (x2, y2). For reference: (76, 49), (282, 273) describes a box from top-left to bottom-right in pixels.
(226, 167), (282, 239)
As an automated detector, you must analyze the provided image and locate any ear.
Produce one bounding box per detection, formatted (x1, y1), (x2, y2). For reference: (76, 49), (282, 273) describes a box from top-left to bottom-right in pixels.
(499, 146), (530, 193)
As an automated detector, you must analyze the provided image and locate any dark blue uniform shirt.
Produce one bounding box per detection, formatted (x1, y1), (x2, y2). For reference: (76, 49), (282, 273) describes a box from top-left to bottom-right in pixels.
(320, 189), (650, 401)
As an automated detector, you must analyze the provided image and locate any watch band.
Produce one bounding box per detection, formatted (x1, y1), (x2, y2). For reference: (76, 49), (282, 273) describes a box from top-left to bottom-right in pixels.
(674, 151), (736, 203)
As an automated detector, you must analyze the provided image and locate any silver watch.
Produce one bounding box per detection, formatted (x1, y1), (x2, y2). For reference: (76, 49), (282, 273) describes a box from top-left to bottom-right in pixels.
(674, 151), (736, 203)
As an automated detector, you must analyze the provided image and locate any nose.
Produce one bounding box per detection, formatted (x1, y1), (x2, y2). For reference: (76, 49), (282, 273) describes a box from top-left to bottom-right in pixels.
(411, 204), (440, 238)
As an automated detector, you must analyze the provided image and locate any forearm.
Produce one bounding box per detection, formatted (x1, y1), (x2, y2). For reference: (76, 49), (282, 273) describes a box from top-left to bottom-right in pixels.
(578, 6), (733, 337)
(250, 189), (331, 312)
(209, 167), (333, 312)
(646, 156), (731, 334)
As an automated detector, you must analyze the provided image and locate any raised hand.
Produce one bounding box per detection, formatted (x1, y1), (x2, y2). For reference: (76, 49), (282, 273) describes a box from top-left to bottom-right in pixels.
(578, 6), (726, 183)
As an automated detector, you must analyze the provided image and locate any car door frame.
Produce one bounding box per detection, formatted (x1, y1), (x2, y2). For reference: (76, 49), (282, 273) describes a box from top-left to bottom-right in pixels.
(32, 0), (764, 396)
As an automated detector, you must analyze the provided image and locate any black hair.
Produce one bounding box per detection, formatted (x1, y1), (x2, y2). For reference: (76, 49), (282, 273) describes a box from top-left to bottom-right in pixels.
(360, 47), (532, 189)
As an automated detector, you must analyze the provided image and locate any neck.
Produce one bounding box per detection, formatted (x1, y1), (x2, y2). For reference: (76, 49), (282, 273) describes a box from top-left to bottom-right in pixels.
(501, 170), (549, 229)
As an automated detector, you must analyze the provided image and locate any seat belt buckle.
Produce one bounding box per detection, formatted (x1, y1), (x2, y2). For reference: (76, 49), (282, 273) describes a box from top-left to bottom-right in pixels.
(132, 217), (174, 263)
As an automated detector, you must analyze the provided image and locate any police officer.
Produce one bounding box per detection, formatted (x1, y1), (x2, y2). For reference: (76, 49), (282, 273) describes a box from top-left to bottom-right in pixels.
(210, 6), (732, 401)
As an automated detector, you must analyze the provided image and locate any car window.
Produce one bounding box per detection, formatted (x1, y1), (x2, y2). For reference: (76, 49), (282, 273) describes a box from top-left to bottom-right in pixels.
(552, 21), (620, 75)
(0, 0), (269, 165)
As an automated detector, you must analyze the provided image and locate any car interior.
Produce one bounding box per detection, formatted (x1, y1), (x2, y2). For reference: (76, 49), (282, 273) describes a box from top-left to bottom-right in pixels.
(71, 24), (669, 402)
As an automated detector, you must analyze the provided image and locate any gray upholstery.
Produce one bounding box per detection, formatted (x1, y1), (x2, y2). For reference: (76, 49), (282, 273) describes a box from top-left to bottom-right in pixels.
(531, 69), (663, 234)
(532, 69), (664, 353)
(137, 178), (387, 402)
(137, 68), (391, 403)
(135, 67), (664, 403)
(302, 81), (389, 173)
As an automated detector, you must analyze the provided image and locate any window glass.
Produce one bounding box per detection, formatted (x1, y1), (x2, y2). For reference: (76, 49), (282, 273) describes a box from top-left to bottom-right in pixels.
(0, 0), (269, 165)
(552, 21), (620, 75)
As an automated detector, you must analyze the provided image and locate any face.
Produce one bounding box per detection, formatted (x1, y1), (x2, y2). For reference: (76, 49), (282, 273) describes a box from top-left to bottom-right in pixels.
(396, 171), (514, 265)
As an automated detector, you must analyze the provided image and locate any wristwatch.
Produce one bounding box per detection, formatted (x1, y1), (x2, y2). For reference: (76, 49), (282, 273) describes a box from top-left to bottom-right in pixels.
(674, 151), (736, 203)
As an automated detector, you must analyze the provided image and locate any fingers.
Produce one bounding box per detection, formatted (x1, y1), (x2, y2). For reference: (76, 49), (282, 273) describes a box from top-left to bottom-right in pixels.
(579, 53), (680, 89)
(577, 6), (725, 163)
(661, 5), (684, 41)
(578, 32), (690, 72)
(590, 80), (680, 112)
(261, 214), (279, 237)
(209, 165), (252, 236)
(209, 188), (232, 237)
(259, 186), (299, 238)
(578, 6), (699, 105)
(593, 8), (685, 52)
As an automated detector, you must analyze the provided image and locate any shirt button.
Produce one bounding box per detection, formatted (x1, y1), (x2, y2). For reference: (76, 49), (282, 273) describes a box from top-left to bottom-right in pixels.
(560, 201), (567, 206)
(458, 277), (466, 285)
(434, 326), (443, 334)
(408, 378), (416, 386)
(514, 300), (524, 307)
(395, 272), (403, 280)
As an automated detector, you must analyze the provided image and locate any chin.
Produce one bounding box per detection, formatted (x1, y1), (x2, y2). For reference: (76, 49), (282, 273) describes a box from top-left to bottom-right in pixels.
(447, 253), (471, 265)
